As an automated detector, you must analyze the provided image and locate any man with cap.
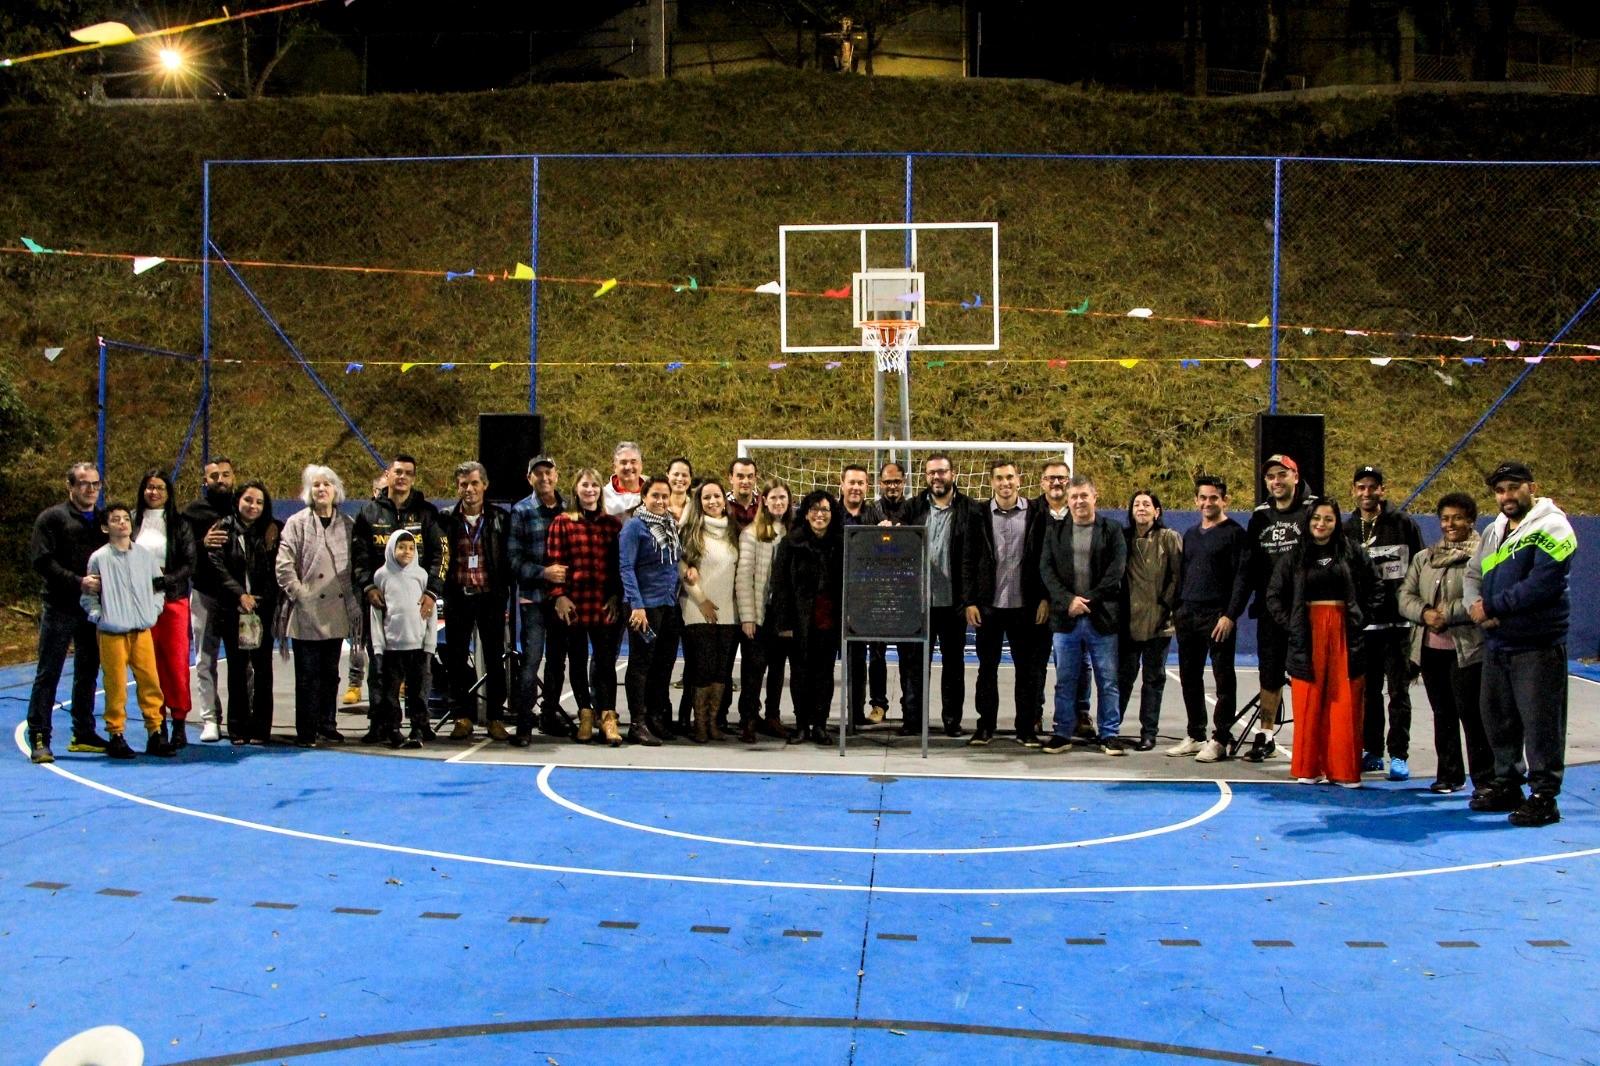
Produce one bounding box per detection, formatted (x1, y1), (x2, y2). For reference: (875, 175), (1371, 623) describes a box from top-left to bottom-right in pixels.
(507, 455), (571, 742)
(1345, 465), (1424, 780)
(1230, 453), (1312, 763)
(1464, 461), (1576, 827)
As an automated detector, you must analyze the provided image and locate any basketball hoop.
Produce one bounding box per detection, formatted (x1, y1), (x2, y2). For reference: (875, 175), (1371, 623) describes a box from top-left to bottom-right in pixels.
(861, 319), (920, 374)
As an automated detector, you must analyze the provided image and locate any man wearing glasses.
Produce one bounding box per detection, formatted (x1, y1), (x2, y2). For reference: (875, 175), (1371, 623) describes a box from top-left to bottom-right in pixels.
(26, 463), (111, 763)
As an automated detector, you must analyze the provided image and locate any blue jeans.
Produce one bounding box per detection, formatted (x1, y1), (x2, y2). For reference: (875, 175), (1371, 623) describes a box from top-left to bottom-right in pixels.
(516, 599), (548, 733)
(27, 603), (101, 745)
(1051, 619), (1121, 740)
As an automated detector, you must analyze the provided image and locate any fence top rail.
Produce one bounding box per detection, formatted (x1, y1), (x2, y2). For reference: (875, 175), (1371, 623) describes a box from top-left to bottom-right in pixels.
(204, 151), (1600, 168)
(100, 337), (203, 362)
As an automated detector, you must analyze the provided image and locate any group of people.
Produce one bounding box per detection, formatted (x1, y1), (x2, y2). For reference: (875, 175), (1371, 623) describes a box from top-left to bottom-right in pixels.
(25, 441), (1576, 827)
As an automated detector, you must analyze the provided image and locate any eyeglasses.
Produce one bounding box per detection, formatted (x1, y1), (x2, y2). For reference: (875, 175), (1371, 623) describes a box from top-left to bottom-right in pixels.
(1041, 475), (1069, 483)
(74, 479), (102, 489)
(879, 479), (904, 486)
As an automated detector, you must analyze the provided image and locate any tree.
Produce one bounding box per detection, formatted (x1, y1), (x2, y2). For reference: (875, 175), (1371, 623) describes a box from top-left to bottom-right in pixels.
(0, 0), (131, 106)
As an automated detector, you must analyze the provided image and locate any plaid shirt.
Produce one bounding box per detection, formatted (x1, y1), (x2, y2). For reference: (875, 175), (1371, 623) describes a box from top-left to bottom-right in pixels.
(507, 491), (564, 604)
(544, 509), (623, 627)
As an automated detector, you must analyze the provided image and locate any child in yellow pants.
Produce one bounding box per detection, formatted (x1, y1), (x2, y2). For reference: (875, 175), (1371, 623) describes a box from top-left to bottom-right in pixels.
(82, 502), (172, 758)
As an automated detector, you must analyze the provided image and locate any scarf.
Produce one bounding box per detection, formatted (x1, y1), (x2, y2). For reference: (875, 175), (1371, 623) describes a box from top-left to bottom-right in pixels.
(1428, 530), (1479, 571)
(637, 508), (680, 566)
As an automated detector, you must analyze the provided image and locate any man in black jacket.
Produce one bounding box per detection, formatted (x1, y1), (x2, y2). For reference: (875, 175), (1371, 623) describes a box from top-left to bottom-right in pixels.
(962, 458), (1050, 746)
(350, 453), (449, 743)
(438, 461), (513, 742)
(899, 454), (977, 737)
(838, 464), (890, 727)
(1240, 454), (1312, 763)
(25, 463), (109, 762)
(1039, 473), (1128, 755)
(1346, 465), (1425, 780)
(182, 456), (235, 742)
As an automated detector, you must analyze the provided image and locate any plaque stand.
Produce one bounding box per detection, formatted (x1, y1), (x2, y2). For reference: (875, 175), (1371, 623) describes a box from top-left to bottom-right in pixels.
(839, 525), (932, 759)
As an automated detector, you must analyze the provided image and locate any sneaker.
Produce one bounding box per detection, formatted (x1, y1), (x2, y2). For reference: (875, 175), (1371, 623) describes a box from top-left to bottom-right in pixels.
(358, 724), (387, 745)
(1387, 757), (1410, 781)
(68, 732), (110, 754)
(106, 733), (137, 760)
(867, 704), (888, 723)
(30, 738), (54, 764)
(966, 728), (993, 747)
(487, 720), (512, 742)
(449, 717), (474, 740)
(408, 724), (435, 745)
(1100, 737), (1127, 757)
(1469, 784), (1525, 813)
(342, 685), (362, 705)
(1165, 737), (1204, 758)
(943, 720), (968, 739)
(1134, 736), (1157, 752)
(1194, 739), (1225, 763)
(1015, 731), (1043, 749)
(1428, 780), (1463, 794)
(168, 721), (189, 751)
(1336, 780), (1362, 789)
(1243, 733), (1269, 763)
(1042, 735), (1073, 754)
(145, 732), (175, 758)
(388, 730), (422, 751)
(1296, 776), (1325, 785)
(1508, 793), (1561, 828)
(200, 721), (222, 743)
(1361, 751), (1384, 773)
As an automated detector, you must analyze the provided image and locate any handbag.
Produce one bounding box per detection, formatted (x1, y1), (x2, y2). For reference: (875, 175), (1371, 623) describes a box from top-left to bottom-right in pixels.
(237, 610), (263, 650)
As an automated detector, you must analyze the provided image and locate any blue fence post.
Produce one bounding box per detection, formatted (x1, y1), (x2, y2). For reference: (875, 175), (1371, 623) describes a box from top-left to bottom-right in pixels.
(96, 336), (108, 483)
(1269, 157), (1285, 414)
(200, 161), (212, 463)
(904, 153), (914, 264)
(529, 155), (540, 415)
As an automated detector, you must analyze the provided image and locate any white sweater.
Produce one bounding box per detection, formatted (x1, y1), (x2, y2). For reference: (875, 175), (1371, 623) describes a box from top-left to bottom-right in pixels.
(680, 516), (739, 627)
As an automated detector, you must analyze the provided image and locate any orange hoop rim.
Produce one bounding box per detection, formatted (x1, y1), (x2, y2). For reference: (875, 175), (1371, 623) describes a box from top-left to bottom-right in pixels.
(860, 319), (922, 341)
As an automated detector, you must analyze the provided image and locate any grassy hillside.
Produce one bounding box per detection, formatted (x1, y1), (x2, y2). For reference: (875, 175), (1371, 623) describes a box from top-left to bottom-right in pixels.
(5, 71), (1600, 608)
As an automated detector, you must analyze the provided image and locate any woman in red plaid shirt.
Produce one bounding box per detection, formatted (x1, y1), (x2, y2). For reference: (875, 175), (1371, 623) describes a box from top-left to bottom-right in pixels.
(546, 469), (625, 746)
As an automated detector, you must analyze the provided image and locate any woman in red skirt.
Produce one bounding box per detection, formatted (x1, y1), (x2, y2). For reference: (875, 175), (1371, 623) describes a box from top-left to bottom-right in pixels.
(1267, 498), (1377, 787)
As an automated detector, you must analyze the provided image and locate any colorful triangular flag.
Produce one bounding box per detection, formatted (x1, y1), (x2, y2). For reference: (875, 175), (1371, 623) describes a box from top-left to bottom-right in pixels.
(754, 280), (782, 295)
(132, 256), (165, 275)
(512, 262), (534, 281)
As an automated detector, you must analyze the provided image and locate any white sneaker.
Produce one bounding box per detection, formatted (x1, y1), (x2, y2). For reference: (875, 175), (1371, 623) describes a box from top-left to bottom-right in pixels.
(200, 721), (221, 743)
(1194, 739), (1225, 763)
(1165, 737), (1203, 757)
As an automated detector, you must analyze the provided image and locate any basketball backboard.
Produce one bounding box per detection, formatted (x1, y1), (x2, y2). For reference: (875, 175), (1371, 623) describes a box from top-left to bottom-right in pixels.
(777, 221), (1000, 353)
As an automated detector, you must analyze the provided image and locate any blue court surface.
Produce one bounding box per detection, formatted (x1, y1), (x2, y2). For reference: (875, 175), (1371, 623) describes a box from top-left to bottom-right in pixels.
(4, 656), (1598, 1065)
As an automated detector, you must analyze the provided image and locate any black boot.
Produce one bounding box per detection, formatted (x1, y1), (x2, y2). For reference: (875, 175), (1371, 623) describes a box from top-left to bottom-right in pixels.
(627, 717), (663, 747)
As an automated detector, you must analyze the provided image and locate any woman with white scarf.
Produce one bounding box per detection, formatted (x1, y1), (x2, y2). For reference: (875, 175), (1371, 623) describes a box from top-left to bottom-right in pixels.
(1398, 492), (1492, 796)
(677, 477), (740, 743)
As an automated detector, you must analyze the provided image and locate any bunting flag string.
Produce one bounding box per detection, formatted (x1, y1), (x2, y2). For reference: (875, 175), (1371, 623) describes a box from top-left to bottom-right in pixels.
(8, 239), (1600, 359)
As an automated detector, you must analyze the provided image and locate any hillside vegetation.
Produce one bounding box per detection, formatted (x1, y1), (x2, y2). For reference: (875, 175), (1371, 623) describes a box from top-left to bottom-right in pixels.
(5, 71), (1600, 604)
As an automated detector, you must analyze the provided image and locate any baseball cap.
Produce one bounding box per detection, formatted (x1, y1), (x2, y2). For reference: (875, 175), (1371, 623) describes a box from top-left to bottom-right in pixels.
(1262, 454), (1299, 475)
(528, 455), (556, 471)
(1485, 460), (1533, 488)
(1352, 465), (1384, 484)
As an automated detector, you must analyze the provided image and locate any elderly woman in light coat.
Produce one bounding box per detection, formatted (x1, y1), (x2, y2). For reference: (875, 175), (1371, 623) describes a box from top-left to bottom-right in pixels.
(276, 465), (361, 747)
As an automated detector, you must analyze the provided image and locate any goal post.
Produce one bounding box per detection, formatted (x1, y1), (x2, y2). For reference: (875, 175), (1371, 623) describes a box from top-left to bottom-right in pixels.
(735, 439), (1075, 502)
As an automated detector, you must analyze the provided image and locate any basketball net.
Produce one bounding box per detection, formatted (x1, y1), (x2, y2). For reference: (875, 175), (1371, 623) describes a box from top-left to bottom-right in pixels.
(861, 320), (919, 374)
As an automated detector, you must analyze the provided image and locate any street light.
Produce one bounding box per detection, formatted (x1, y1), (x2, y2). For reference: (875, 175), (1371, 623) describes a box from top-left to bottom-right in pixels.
(158, 46), (184, 71)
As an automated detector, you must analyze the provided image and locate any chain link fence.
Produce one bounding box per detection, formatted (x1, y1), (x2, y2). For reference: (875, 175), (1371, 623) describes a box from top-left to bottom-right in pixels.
(175, 152), (1600, 510)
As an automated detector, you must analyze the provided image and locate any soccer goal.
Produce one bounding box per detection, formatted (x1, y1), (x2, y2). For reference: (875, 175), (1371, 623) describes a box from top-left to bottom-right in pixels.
(735, 439), (1074, 502)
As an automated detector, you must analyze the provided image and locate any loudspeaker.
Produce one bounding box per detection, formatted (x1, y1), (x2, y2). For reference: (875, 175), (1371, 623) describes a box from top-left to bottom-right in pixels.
(1254, 413), (1325, 505)
(478, 413), (543, 503)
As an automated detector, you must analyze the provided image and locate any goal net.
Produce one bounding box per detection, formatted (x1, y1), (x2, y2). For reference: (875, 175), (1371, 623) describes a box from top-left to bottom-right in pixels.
(735, 439), (1075, 502)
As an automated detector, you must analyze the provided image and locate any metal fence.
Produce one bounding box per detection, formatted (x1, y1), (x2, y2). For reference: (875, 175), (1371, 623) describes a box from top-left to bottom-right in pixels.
(174, 151), (1600, 509)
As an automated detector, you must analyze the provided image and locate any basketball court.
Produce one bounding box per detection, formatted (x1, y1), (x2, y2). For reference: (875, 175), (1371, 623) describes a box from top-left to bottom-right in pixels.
(7, 649), (1599, 1064)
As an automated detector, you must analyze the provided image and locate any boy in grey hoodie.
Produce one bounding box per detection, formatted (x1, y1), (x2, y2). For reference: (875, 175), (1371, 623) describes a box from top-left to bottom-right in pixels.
(81, 502), (171, 759)
(373, 530), (438, 748)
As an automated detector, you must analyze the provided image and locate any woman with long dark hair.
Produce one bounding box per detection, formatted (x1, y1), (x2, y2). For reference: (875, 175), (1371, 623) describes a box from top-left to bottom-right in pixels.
(1267, 497), (1375, 787)
(619, 476), (680, 746)
(209, 480), (282, 744)
(677, 476), (740, 743)
(1119, 489), (1181, 750)
(132, 468), (198, 749)
(734, 479), (792, 743)
(769, 489), (843, 746)
(545, 467), (626, 747)
(665, 457), (694, 523)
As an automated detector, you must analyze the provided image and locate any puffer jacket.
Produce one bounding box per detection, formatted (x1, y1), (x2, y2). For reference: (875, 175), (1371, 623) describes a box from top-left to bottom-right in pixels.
(736, 523), (783, 628)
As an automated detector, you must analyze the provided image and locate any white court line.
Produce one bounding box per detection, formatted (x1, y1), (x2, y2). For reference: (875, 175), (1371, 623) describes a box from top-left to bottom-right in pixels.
(14, 720), (1600, 896)
(534, 763), (1230, 854)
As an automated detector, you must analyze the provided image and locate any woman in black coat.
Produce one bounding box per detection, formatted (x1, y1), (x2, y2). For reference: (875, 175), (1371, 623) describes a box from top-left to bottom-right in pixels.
(132, 468), (199, 748)
(1267, 497), (1377, 787)
(208, 480), (281, 744)
(768, 490), (842, 746)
